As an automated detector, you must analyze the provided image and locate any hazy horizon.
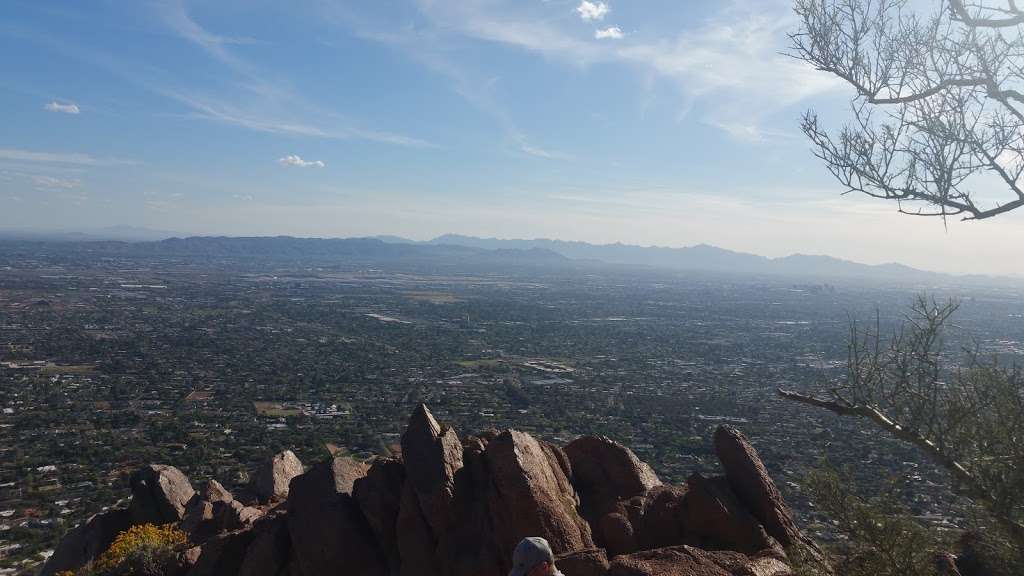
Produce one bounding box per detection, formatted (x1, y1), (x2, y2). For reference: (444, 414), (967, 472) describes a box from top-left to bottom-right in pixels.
(3, 0), (1024, 276)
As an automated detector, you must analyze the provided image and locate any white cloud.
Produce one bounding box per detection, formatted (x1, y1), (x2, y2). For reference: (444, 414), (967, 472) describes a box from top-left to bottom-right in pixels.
(278, 155), (325, 168)
(594, 26), (623, 40)
(576, 1), (609, 21)
(44, 101), (80, 114)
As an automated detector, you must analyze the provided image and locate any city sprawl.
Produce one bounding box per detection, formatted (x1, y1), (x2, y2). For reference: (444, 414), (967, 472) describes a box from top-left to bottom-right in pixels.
(1, 241), (1022, 572)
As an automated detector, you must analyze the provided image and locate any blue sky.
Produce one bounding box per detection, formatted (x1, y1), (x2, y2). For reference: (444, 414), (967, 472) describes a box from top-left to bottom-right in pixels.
(2, 0), (1022, 275)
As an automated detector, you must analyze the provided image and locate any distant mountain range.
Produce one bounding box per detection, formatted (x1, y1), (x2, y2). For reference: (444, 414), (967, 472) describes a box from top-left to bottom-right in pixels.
(0, 225), (185, 242)
(0, 229), (994, 282)
(375, 234), (950, 281)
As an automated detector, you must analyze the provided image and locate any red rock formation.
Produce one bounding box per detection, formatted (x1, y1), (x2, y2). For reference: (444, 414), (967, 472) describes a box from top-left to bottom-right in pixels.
(401, 403), (464, 536)
(396, 481), (441, 576)
(128, 464), (196, 525)
(565, 435), (662, 516)
(255, 450), (304, 503)
(286, 456), (385, 576)
(39, 509), (132, 576)
(632, 485), (688, 552)
(486, 429), (594, 567)
(608, 545), (792, 576)
(713, 427), (801, 549)
(353, 457), (406, 575)
(181, 480), (262, 543)
(237, 511), (292, 576)
(44, 407), (823, 576)
(557, 547), (611, 576)
(679, 474), (775, 555)
(186, 529), (256, 576)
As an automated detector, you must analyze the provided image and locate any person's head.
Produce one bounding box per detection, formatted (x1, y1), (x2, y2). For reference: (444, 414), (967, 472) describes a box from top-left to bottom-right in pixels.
(509, 537), (560, 576)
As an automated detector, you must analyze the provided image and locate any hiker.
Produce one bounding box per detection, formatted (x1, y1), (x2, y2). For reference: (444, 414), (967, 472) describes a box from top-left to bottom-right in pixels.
(509, 537), (563, 576)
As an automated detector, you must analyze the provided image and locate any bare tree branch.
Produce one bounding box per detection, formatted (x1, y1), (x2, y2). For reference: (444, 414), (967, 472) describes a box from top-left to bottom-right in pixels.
(792, 0), (1024, 219)
(777, 296), (1024, 549)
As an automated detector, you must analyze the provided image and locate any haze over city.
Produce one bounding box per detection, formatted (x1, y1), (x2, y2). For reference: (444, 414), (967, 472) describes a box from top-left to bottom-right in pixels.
(3, 0), (1023, 275)
(6, 1), (1024, 575)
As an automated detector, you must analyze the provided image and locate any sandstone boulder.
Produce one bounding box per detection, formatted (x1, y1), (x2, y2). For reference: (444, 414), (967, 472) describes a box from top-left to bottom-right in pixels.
(39, 509), (132, 576)
(238, 511), (292, 576)
(185, 529), (256, 576)
(180, 498), (216, 539)
(353, 457), (406, 574)
(557, 547), (611, 576)
(434, 438), (504, 576)
(221, 499), (262, 531)
(256, 450), (304, 503)
(202, 479), (234, 503)
(181, 480), (261, 542)
(713, 427), (800, 549)
(396, 481), (441, 576)
(401, 404), (464, 535)
(609, 545), (785, 576)
(633, 485), (688, 552)
(598, 511), (637, 557)
(680, 474), (774, 555)
(565, 435), (661, 516)
(485, 429), (594, 568)
(128, 464), (196, 525)
(286, 456), (385, 576)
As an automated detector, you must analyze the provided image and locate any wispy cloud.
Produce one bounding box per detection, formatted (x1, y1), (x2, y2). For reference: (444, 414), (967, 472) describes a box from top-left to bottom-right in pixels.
(398, 0), (843, 141)
(160, 90), (433, 147)
(576, 1), (609, 21)
(0, 148), (134, 166)
(151, 0), (431, 147)
(155, 0), (257, 73)
(518, 143), (569, 160)
(335, 5), (570, 158)
(409, 1), (604, 65)
(279, 155), (325, 168)
(703, 119), (798, 144)
(44, 100), (80, 114)
(32, 174), (81, 189)
(594, 26), (623, 40)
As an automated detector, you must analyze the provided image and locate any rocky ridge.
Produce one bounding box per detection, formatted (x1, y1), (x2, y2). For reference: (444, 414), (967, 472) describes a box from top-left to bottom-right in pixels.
(41, 405), (829, 576)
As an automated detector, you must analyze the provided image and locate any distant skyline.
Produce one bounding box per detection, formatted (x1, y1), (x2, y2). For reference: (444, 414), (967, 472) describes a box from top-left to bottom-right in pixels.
(2, 0), (1023, 276)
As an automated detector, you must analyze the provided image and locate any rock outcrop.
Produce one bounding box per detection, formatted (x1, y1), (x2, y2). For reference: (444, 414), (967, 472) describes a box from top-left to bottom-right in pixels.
(401, 403), (464, 536)
(486, 430), (594, 563)
(286, 456), (385, 576)
(128, 464), (196, 525)
(713, 427), (801, 549)
(40, 509), (132, 576)
(565, 435), (662, 514)
(255, 450), (304, 503)
(40, 464), (195, 576)
(181, 479), (263, 544)
(42, 405), (825, 576)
